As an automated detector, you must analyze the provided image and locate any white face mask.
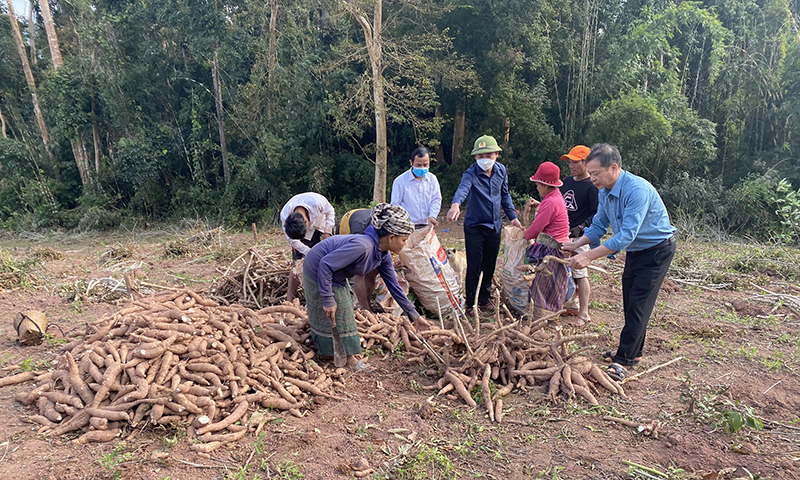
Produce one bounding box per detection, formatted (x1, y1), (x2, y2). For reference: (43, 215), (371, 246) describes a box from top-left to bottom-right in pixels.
(476, 158), (496, 171)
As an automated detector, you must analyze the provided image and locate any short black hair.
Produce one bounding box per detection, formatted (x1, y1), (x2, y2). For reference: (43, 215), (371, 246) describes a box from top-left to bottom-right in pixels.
(284, 212), (307, 240)
(410, 147), (431, 161)
(586, 144), (622, 169)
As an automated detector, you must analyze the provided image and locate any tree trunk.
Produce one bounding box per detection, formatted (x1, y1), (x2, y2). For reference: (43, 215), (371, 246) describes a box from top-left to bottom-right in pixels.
(72, 126), (91, 187)
(90, 51), (102, 173)
(433, 74), (445, 163)
(451, 97), (465, 165)
(38, 0), (62, 67)
(434, 104), (445, 163)
(28, 1), (37, 67)
(0, 101), (7, 138)
(212, 49), (229, 187)
(40, 0), (93, 188)
(7, 0), (53, 160)
(268, 0), (278, 80)
(91, 89), (102, 173)
(349, 0), (387, 202)
(369, 0), (386, 203)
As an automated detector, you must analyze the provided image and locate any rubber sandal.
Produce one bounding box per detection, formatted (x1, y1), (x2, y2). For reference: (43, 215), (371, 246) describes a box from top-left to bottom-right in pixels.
(563, 308), (580, 317)
(352, 359), (376, 373)
(601, 350), (640, 366)
(606, 363), (627, 382)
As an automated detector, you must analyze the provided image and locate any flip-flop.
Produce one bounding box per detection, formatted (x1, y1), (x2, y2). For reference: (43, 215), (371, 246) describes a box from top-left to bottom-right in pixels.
(352, 359), (376, 373)
(606, 363), (627, 382)
(601, 350), (641, 366)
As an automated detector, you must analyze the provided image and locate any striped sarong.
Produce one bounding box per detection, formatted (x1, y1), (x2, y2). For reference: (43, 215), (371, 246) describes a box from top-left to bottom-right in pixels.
(304, 273), (362, 357)
(527, 243), (569, 319)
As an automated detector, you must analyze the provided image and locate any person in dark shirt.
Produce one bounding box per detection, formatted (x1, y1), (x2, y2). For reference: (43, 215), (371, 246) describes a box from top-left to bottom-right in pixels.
(336, 208), (380, 313)
(559, 145), (598, 324)
(304, 204), (432, 371)
(446, 135), (523, 313)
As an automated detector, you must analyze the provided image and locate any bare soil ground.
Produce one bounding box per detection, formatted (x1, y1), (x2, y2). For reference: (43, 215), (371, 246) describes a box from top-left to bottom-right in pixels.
(0, 226), (798, 480)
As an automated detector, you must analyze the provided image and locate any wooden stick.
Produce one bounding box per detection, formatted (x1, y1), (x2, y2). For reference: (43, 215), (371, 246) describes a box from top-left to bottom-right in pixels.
(409, 329), (445, 367)
(564, 344), (596, 360)
(494, 288), (501, 329)
(602, 415), (640, 428)
(541, 255), (609, 274)
(452, 312), (473, 357)
(528, 309), (566, 333)
(436, 297), (445, 330)
(474, 320), (520, 353)
(139, 281), (183, 292)
(621, 356), (683, 384)
(620, 460), (667, 478)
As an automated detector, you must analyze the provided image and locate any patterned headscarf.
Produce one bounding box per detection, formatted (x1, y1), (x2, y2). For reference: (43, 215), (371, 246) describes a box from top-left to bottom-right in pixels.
(371, 203), (415, 236)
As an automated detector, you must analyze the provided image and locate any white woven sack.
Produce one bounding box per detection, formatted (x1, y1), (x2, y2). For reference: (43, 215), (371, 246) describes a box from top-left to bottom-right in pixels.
(499, 225), (529, 314)
(398, 226), (462, 315)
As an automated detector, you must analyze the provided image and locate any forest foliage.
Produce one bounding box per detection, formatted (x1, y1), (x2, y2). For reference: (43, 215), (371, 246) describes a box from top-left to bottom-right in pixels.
(0, 0), (799, 241)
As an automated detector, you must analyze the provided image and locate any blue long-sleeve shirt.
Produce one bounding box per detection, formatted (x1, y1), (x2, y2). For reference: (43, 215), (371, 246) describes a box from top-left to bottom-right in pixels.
(583, 170), (675, 253)
(451, 162), (517, 231)
(303, 225), (420, 320)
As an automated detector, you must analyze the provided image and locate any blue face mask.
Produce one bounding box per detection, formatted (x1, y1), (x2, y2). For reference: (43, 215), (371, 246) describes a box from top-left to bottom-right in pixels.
(412, 167), (429, 178)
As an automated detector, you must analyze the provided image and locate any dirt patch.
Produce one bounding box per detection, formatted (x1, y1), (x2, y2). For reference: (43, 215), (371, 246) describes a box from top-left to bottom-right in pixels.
(0, 233), (799, 479)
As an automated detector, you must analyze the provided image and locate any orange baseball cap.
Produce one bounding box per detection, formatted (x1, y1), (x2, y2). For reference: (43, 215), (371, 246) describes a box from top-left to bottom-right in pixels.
(560, 145), (590, 161)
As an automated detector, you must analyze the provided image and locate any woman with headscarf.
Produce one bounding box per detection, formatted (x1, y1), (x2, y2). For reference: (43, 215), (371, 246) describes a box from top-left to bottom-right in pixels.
(523, 162), (571, 320)
(303, 203), (432, 371)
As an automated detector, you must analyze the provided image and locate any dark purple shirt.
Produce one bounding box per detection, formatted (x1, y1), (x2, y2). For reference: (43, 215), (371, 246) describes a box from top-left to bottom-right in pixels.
(303, 225), (420, 320)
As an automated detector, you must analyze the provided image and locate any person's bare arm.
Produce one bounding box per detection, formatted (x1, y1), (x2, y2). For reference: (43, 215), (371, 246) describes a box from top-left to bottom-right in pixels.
(568, 244), (615, 270)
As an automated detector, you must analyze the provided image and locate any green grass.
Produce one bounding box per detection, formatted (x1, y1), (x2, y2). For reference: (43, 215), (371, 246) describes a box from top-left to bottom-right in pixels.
(394, 444), (456, 480)
(679, 383), (764, 434)
(98, 445), (134, 480)
(275, 460), (304, 479)
(0, 250), (39, 289)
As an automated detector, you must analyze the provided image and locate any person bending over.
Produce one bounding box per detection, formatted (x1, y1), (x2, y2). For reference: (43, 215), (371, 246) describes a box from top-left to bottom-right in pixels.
(280, 192), (335, 302)
(303, 203), (432, 371)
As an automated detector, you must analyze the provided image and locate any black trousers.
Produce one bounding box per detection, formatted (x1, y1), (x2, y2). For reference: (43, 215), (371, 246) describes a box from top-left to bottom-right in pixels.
(464, 225), (502, 307)
(613, 237), (675, 367)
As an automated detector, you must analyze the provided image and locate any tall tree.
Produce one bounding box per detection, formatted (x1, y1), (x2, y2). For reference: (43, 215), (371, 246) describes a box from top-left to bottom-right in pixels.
(39, 0), (93, 188)
(212, 48), (229, 187)
(27, 0), (36, 67)
(343, 0), (388, 202)
(5, 0), (52, 160)
(38, 0), (61, 66)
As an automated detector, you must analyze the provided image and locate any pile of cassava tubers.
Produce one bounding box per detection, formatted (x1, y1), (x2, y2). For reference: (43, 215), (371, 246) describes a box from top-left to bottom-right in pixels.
(353, 304), (626, 422)
(10, 289), (343, 449)
(4, 288), (624, 447)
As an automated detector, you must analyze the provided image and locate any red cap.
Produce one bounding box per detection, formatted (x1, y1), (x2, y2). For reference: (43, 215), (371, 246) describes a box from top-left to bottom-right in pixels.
(530, 162), (563, 187)
(560, 145), (591, 161)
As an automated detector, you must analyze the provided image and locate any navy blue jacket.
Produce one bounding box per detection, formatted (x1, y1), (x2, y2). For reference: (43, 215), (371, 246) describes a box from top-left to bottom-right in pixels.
(451, 162), (517, 231)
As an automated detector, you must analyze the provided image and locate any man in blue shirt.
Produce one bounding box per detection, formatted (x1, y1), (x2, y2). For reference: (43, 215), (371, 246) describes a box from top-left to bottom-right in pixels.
(447, 135), (523, 312)
(564, 144), (676, 382)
